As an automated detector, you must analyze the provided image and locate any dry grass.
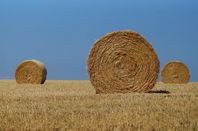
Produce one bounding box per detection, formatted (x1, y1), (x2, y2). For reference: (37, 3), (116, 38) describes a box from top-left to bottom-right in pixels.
(0, 80), (197, 130)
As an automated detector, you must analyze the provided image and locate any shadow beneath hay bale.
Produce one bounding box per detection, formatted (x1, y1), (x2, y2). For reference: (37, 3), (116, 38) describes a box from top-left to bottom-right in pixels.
(95, 90), (171, 94)
(148, 90), (171, 94)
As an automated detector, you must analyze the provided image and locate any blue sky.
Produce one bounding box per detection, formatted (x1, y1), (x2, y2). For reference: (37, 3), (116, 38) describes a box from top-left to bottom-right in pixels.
(0, 0), (198, 81)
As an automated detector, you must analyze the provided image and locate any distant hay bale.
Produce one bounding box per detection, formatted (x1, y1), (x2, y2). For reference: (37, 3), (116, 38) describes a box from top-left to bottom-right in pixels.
(87, 30), (160, 93)
(15, 60), (47, 84)
(161, 61), (190, 84)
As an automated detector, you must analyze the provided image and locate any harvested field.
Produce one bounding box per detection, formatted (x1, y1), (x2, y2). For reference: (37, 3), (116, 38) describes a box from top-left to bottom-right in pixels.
(0, 80), (197, 130)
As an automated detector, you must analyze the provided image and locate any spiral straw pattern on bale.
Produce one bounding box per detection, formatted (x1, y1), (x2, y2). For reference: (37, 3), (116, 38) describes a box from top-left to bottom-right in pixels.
(87, 31), (160, 93)
(161, 61), (190, 84)
(15, 60), (47, 84)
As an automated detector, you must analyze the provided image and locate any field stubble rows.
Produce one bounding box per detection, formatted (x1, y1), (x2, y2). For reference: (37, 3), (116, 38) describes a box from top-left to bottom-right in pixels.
(0, 80), (197, 130)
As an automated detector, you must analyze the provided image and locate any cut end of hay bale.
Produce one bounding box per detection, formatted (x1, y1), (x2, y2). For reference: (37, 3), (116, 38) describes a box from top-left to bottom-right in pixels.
(15, 60), (47, 84)
(87, 30), (160, 94)
(161, 61), (190, 84)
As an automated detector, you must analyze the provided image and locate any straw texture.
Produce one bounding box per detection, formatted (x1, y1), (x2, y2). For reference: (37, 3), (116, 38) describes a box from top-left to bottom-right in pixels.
(87, 30), (160, 93)
(15, 60), (47, 84)
(161, 61), (190, 84)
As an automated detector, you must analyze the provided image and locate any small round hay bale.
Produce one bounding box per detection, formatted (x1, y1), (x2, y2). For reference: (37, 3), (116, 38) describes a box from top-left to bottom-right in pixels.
(87, 30), (160, 93)
(15, 60), (47, 84)
(161, 61), (190, 84)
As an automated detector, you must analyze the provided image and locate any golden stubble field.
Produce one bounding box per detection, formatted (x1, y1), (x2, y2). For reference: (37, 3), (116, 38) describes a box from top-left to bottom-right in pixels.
(0, 80), (197, 130)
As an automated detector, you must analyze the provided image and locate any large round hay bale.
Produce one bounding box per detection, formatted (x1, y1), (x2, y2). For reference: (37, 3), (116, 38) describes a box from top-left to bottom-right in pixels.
(87, 30), (160, 93)
(161, 61), (190, 84)
(15, 60), (47, 84)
